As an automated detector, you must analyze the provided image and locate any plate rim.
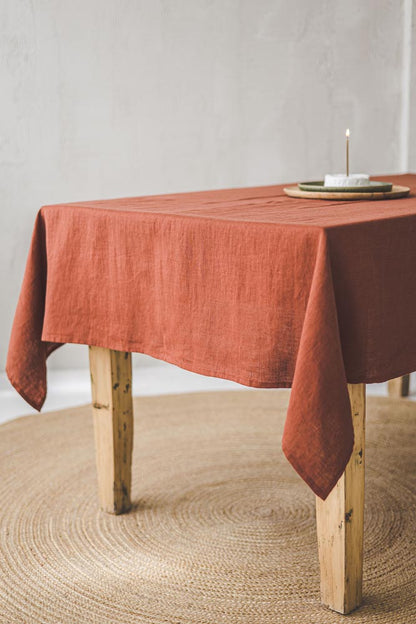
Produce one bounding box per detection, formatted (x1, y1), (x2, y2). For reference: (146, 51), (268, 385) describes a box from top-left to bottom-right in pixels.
(283, 184), (411, 201)
(298, 180), (393, 193)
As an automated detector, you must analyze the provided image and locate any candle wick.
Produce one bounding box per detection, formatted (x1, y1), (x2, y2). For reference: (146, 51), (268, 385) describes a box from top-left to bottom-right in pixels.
(346, 131), (350, 177)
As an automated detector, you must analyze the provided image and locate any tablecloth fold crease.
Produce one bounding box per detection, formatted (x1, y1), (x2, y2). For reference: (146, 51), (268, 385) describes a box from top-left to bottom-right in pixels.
(7, 211), (61, 411)
(283, 230), (353, 498)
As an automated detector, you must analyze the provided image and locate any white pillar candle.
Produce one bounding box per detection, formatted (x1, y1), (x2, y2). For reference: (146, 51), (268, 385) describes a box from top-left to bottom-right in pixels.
(324, 173), (370, 187)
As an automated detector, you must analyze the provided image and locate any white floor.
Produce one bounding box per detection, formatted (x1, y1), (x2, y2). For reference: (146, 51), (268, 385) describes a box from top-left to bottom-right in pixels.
(0, 357), (245, 425)
(0, 356), (415, 426)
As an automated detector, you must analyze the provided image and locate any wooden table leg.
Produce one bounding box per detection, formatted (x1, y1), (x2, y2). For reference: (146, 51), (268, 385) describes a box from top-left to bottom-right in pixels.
(89, 346), (133, 514)
(315, 383), (365, 614)
(388, 375), (410, 398)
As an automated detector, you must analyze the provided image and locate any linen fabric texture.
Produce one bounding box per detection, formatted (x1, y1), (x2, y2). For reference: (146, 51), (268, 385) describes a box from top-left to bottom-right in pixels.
(7, 174), (416, 499)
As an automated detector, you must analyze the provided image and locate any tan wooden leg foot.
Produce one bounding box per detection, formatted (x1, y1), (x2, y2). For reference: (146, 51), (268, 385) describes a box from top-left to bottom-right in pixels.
(316, 383), (365, 614)
(388, 375), (410, 398)
(89, 346), (133, 514)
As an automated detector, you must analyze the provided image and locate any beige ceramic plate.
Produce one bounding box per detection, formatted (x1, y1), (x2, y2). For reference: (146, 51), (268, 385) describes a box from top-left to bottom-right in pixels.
(283, 184), (411, 201)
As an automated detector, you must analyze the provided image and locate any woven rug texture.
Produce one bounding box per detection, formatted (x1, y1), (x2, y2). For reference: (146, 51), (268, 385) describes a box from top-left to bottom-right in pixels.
(0, 390), (415, 623)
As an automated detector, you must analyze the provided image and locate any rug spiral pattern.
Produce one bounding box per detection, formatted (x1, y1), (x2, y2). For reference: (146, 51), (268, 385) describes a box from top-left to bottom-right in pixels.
(0, 391), (415, 623)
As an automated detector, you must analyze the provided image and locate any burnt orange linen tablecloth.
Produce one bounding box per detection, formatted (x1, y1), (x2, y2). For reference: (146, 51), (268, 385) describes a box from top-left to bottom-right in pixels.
(7, 174), (416, 499)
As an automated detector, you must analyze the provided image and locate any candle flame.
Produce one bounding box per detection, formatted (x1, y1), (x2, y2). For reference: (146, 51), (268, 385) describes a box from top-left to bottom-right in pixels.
(346, 128), (350, 137)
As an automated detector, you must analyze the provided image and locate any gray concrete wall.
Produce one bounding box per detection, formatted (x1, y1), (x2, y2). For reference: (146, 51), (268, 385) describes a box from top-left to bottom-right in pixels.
(409, 0), (416, 171)
(0, 0), (413, 369)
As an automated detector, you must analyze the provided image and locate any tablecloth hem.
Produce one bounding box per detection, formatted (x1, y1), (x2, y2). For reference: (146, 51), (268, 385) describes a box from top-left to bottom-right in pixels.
(5, 367), (44, 412)
(39, 335), (416, 389)
(282, 442), (354, 500)
(41, 335), (295, 390)
(346, 367), (415, 385)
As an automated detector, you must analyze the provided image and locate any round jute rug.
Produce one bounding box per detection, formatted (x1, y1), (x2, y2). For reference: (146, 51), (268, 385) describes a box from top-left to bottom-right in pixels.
(0, 390), (415, 623)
